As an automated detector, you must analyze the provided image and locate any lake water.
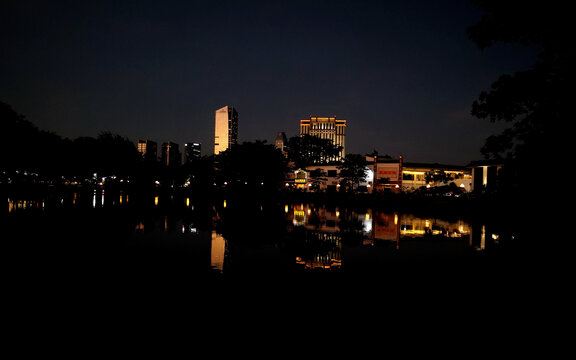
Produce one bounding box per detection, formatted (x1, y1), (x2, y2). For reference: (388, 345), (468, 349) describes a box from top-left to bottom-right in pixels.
(4, 189), (524, 279)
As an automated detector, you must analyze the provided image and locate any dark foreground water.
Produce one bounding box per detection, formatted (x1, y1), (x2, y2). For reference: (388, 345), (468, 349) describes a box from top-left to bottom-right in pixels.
(4, 188), (565, 353)
(4, 188), (534, 282)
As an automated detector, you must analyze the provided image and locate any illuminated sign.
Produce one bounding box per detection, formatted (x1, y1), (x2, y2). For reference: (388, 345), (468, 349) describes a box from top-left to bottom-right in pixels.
(294, 170), (307, 184)
(376, 164), (400, 181)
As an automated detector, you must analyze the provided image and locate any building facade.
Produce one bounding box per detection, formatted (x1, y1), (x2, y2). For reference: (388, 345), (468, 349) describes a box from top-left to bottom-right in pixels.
(184, 142), (201, 163)
(274, 131), (288, 157)
(300, 116), (346, 160)
(161, 141), (180, 167)
(137, 140), (157, 162)
(214, 105), (238, 155)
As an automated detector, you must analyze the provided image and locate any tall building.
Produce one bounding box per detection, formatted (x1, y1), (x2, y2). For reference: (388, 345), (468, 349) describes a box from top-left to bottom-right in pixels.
(137, 140), (157, 162)
(275, 131), (288, 157)
(184, 142), (201, 163)
(300, 116), (346, 160)
(214, 106), (238, 155)
(161, 141), (180, 167)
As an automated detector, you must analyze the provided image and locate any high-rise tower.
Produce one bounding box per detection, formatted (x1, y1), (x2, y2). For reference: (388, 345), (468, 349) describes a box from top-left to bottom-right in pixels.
(214, 106), (238, 155)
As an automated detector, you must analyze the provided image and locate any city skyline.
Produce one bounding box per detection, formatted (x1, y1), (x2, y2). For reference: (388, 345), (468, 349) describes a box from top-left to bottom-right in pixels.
(0, 1), (539, 165)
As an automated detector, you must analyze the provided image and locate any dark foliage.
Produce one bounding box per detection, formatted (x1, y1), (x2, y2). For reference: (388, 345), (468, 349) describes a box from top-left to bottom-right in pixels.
(214, 140), (288, 191)
(1, 101), (139, 181)
(286, 135), (343, 168)
(467, 0), (571, 190)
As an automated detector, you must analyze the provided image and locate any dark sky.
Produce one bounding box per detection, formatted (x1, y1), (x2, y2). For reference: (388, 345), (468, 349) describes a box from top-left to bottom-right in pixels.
(1, 0), (537, 165)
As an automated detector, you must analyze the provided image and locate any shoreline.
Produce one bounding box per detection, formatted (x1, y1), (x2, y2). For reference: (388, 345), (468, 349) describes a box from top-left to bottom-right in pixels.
(2, 181), (534, 220)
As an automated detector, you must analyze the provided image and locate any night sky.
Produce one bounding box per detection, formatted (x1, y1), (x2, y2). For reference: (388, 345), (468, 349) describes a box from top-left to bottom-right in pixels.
(1, 0), (538, 165)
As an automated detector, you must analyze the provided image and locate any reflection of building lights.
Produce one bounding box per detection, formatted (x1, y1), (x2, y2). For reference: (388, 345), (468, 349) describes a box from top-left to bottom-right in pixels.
(307, 208), (311, 215)
(186, 198), (190, 207)
(285, 205), (289, 213)
(223, 200), (227, 208)
(394, 213), (398, 225)
(154, 196), (159, 206)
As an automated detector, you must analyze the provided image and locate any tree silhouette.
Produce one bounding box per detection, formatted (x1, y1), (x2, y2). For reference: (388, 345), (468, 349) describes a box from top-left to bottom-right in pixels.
(468, 0), (570, 189)
(215, 140), (288, 191)
(338, 154), (368, 192)
(286, 135), (343, 168)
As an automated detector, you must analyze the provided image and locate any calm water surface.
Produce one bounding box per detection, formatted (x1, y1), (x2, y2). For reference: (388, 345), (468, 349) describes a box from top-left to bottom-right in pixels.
(5, 190), (521, 277)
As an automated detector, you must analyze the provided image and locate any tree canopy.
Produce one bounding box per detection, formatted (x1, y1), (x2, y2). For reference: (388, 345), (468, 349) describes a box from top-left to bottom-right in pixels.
(467, 0), (570, 188)
(214, 140), (288, 191)
(286, 135), (343, 168)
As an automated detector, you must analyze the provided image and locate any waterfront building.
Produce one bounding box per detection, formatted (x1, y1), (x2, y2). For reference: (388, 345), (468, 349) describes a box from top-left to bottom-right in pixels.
(366, 155), (472, 192)
(300, 116), (346, 160)
(161, 141), (180, 167)
(214, 106), (238, 155)
(137, 140), (157, 162)
(286, 155), (472, 193)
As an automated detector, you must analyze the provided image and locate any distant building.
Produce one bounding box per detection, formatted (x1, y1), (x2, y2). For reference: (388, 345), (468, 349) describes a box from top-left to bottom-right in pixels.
(275, 131), (288, 157)
(184, 142), (201, 163)
(161, 141), (180, 167)
(137, 140), (157, 162)
(300, 116), (346, 160)
(214, 106), (238, 155)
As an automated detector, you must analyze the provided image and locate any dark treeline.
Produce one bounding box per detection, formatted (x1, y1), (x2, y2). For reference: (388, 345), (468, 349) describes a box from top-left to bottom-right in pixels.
(1, 101), (141, 182)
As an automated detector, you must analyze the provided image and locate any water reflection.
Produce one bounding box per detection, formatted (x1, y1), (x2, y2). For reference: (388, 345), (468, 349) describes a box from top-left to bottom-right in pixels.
(5, 192), (512, 275)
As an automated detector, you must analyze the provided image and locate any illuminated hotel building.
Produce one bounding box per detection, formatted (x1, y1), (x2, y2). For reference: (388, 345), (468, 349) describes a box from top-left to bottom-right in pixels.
(214, 105), (238, 155)
(300, 116), (346, 160)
